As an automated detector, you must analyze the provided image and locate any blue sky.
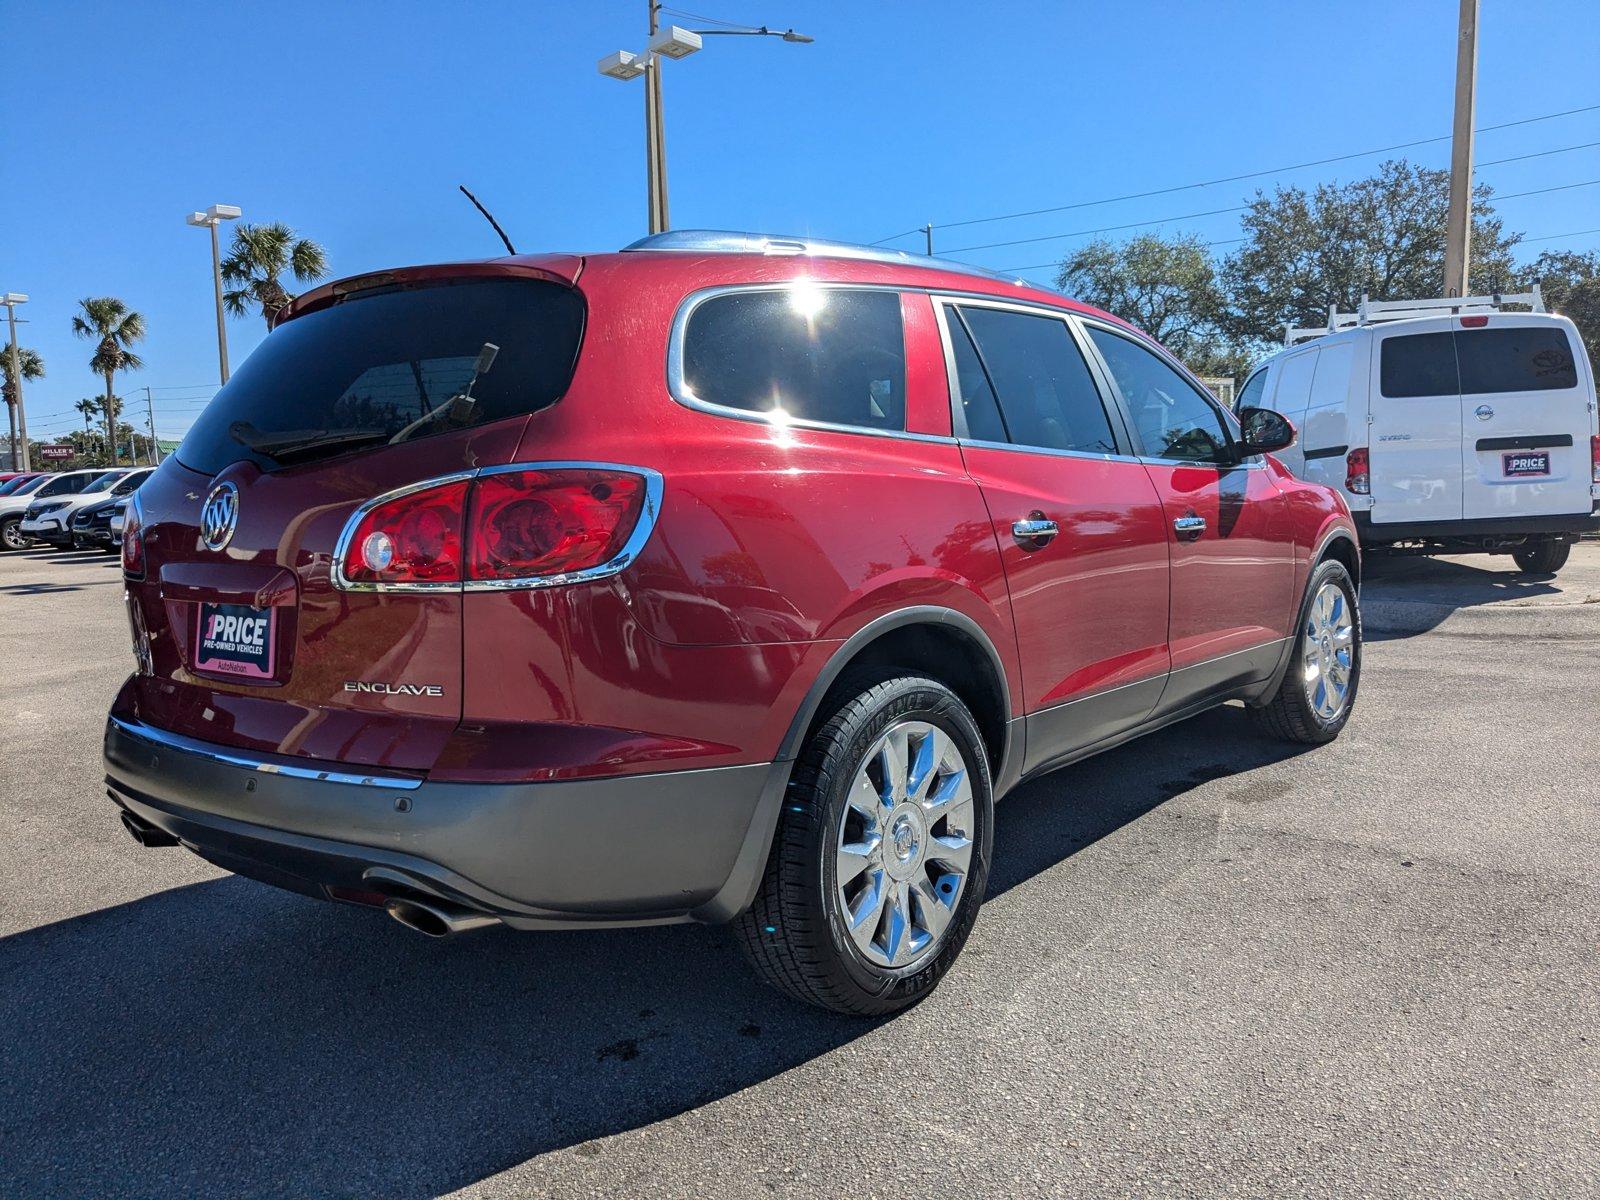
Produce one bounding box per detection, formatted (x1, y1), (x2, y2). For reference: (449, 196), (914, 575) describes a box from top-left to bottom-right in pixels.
(5, 0), (1597, 446)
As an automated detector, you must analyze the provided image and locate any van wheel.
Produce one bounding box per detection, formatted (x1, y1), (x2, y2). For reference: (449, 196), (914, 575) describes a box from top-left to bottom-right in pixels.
(1250, 560), (1361, 745)
(1511, 538), (1569, 575)
(0, 518), (25, 552)
(736, 671), (993, 1016)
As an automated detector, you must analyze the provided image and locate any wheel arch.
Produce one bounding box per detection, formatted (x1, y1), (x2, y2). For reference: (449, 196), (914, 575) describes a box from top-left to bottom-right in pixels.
(1314, 526), (1361, 588)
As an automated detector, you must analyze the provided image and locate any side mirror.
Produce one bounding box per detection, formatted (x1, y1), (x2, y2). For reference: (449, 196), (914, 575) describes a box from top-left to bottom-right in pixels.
(1238, 406), (1296, 456)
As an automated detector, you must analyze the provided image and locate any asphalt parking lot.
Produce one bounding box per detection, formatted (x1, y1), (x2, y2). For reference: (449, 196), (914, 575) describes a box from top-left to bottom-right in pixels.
(2, 543), (1596, 1199)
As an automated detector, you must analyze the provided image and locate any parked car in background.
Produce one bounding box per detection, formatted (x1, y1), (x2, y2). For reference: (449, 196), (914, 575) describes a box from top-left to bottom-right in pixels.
(21, 467), (150, 549)
(105, 231), (1361, 1015)
(0, 473), (42, 496)
(72, 495), (130, 552)
(1239, 290), (1599, 574)
(0, 469), (103, 550)
(0, 471), (35, 487)
(108, 501), (127, 545)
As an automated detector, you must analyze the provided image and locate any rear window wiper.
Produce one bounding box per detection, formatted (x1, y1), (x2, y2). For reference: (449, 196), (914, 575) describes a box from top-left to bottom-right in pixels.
(229, 422), (391, 463)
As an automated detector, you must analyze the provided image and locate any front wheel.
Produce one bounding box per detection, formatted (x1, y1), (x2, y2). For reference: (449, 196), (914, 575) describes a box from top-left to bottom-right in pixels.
(0, 518), (25, 552)
(1511, 538), (1570, 575)
(1250, 559), (1361, 745)
(736, 672), (993, 1016)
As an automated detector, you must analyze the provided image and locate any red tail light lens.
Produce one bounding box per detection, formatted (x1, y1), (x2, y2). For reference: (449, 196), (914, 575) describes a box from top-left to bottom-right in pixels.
(468, 469), (647, 582)
(1591, 435), (1599, 484)
(341, 479), (469, 586)
(121, 498), (144, 578)
(1345, 446), (1371, 496)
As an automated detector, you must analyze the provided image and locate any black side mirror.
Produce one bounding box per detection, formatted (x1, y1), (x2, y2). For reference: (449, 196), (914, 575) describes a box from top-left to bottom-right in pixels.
(1238, 407), (1296, 456)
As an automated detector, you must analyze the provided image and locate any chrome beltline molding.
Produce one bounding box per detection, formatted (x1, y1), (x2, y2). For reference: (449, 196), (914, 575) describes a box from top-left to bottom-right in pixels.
(110, 714), (425, 790)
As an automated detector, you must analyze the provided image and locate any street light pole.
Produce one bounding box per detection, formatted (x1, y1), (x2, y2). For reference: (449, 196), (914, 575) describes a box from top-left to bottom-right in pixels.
(1443, 0), (1478, 297)
(187, 204), (242, 383)
(2, 293), (30, 472)
(647, 0), (669, 232)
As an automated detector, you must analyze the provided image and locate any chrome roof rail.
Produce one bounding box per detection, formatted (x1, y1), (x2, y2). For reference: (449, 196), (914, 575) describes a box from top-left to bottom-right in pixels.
(620, 229), (1038, 287)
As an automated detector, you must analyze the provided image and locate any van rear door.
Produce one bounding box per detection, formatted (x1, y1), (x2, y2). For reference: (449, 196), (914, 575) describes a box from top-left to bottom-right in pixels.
(1369, 327), (1463, 524)
(1457, 316), (1595, 519)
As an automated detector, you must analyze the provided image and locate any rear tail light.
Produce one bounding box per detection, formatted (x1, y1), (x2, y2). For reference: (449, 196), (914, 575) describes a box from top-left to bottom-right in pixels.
(1345, 447), (1371, 496)
(334, 465), (658, 591)
(122, 497), (145, 578)
(1591, 435), (1599, 485)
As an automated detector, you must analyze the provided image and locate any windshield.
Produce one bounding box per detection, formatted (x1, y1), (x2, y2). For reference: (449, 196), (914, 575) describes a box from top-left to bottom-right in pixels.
(10, 476), (48, 496)
(86, 471), (128, 491)
(0, 477), (32, 496)
(177, 277), (585, 474)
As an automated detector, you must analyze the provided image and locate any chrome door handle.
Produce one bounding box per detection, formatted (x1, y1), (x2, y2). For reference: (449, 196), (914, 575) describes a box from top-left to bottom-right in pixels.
(1011, 515), (1059, 548)
(1173, 514), (1207, 541)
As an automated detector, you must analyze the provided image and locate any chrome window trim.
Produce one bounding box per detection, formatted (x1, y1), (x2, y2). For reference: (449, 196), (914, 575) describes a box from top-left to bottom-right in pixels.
(329, 461), (665, 595)
(110, 715), (424, 790)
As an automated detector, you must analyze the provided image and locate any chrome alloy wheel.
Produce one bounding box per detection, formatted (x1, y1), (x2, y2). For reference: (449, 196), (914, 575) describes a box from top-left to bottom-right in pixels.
(1302, 580), (1355, 721)
(833, 720), (976, 970)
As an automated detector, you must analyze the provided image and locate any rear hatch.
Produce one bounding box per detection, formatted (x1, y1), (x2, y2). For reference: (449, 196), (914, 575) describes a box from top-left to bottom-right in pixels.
(123, 267), (585, 771)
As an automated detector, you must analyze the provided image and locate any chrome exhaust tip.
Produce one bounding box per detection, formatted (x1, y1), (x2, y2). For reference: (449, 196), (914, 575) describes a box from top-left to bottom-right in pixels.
(384, 897), (499, 938)
(120, 810), (179, 848)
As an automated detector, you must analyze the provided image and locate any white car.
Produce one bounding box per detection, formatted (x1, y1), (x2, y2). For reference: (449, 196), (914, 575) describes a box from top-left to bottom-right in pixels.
(1, 469), (106, 551)
(1239, 290), (1599, 574)
(20, 467), (152, 549)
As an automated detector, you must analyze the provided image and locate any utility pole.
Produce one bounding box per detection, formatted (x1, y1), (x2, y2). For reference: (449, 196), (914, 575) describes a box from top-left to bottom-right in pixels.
(1443, 0), (1478, 297)
(143, 386), (162, 465)
(646, 0), (669, 232)
(2, 293), (30, 472)
(924, 224), (934, 255)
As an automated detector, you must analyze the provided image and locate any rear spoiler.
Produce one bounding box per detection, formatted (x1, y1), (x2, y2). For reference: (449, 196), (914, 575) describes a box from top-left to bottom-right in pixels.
(274, 255), (586, 329)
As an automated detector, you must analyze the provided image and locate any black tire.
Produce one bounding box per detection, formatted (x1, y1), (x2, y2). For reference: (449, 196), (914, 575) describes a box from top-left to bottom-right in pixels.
(736, 670), (994, 1016)
(1250, 559), (1361, 745)
(0, 517), (25, 552)
(1511, 538), (1570, 575)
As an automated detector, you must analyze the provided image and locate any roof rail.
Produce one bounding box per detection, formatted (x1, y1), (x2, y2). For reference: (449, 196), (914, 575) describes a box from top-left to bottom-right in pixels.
(1284, 285), (1545, 346)
(621, 229), (1036, 287)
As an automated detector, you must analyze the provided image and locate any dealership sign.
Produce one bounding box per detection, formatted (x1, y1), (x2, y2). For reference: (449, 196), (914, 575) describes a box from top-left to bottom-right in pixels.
(37, 444), (75, 461)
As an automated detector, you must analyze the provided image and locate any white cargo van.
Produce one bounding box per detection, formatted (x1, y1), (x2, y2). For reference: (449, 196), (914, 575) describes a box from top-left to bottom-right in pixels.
(1238, 290), (1599, 573)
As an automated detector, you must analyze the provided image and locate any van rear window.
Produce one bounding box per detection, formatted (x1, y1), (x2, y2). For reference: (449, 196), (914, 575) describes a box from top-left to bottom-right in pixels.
(1380, 332), (1458, 398)
(1456, 327), (1577, 393)
(176, 278), (585, 474)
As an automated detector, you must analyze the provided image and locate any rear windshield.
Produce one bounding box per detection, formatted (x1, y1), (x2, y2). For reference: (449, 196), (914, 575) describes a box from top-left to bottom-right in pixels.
(1380, 325), (1580, 398)
(177, 277), (585, 474)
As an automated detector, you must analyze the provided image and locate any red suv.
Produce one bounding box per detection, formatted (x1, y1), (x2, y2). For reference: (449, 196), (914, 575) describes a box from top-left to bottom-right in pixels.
(106, 231), (1361, 1014)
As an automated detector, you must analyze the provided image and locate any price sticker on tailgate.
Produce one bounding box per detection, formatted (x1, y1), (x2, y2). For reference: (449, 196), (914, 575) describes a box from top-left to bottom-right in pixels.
(195, 602), (276, 679)
(1503, 451), (1550, 478)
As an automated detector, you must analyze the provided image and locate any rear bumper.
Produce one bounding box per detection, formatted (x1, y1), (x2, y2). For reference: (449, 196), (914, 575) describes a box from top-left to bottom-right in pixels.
(1355, 507), (1600, 544)
(103, 715), (785, 929)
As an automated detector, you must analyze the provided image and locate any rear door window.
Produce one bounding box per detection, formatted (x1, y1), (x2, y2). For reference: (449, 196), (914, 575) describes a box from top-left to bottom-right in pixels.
(1235, 367), (1267, 411)
(177, 277), (586, 474)
(680, 287), (906, 431)
(954, 305), (1118, 454)
(1380, 332), (1459, 397)
(1455, 326), (1578, 393)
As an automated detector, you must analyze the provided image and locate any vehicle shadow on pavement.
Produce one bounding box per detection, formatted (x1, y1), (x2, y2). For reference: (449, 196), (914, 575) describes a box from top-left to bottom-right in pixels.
(0, 708), (1303, 1198)
(1361, 553), (1563, 641)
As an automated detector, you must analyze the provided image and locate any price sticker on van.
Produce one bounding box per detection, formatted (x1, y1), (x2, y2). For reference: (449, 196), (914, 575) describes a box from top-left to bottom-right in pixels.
(194, 602), (276, 679)
(1502, 452), (1550, 478)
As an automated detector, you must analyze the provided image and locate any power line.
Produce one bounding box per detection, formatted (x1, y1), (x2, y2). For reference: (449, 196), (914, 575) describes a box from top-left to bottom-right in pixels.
(942, 204), (1248, 255)
(871, 102), (1600, 244)
(1523, 227), (1600, 243)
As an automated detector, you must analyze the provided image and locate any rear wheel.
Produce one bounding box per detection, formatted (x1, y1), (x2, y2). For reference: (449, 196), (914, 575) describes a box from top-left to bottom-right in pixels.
(736, 671), (993, 1015)
(1250, 559), (1361, 745)
(0, 518), (25, 552)
(1511, 538), (1570, 575)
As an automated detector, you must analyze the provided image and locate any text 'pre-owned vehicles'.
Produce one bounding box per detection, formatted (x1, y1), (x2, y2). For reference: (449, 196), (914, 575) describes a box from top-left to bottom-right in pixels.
(105, 231), (1361, 1014)
(1240, 290), (1600, 574)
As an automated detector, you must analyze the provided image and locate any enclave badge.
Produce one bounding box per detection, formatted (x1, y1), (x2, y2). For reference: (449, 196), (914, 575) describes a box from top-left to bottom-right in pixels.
(344, 681), (445, 697)
(200, 481), (239, 551)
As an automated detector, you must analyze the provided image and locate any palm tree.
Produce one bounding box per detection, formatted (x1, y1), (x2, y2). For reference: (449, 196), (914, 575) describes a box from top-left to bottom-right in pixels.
(221, 222), (328, 328)
(72, 298), (145, 460)
(1, 342), (44, 467)
(74, 397), (100, 455)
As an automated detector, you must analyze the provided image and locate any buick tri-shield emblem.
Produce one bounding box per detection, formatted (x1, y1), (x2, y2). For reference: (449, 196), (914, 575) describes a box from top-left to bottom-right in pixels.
(200, 480), (239, 551)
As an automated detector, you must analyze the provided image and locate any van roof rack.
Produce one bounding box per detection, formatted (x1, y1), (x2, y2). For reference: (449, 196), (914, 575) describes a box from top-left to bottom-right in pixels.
(621, 229), (1034, 287)
(1283, 285), (1545, 346)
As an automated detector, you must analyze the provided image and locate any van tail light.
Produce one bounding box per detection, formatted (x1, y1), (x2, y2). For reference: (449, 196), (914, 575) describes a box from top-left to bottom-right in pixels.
(1591, 435), (1600, 484)
(334, 466), (657, 590)
(468, 469), (648, 582)
(122, 497), (145, 578)
(1345, 447), (1371, 495)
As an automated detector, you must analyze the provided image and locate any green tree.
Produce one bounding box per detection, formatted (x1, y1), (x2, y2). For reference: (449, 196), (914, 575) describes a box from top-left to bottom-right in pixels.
(74, 397), (99, 440)
(1221, 159), (1522, 344)
(72, 298), (146, 461)
(1524, 249), (1600, 369)
(221, 222), (329, 327)
(2, 342), (44, 461)
(1057, 233), (1231, 358)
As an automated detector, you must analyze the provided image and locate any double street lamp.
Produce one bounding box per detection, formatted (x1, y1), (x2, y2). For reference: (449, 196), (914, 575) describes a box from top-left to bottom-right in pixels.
(2, 292), (29, 472)
(186, 203), (241, 384)
(599, 3), (813, 233)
